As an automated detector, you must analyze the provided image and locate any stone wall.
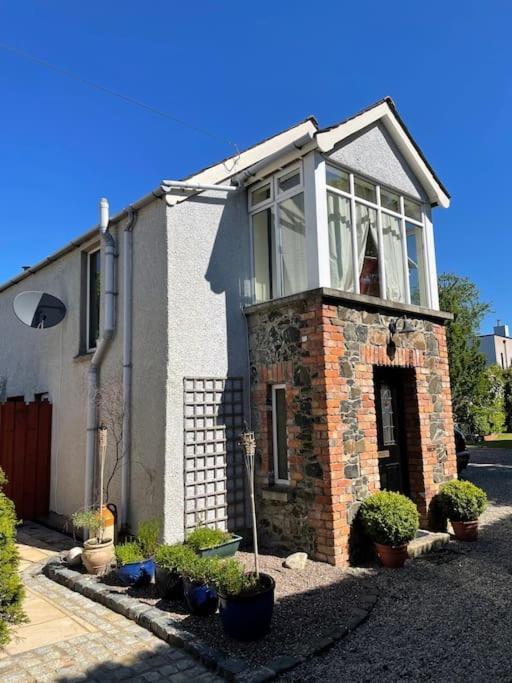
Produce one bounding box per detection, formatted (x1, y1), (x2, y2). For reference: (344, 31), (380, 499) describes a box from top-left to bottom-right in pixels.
(247, 290), (457, 566)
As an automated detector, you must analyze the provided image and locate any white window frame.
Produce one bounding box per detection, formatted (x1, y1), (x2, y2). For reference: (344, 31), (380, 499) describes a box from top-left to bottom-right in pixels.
(271, 383), (289, 485)
(325, 162), (432, 307)
(86, 247), (101, 352)
(249, 162), (304, 303)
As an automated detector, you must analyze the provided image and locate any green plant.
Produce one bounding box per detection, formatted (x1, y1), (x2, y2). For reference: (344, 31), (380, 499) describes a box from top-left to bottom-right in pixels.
(137, 519), (160, 558)
(115, 542), (144, 566)
(438, 480), (488, 522)
(154, 543), (196, 573)
(0, 468), (26, 645)
(71, 508), (105, 543)
(179, 553), (222, 585)
(359, 491), (419, 546)
(212, 558), (259, 597)
(185, 526), (231, 552)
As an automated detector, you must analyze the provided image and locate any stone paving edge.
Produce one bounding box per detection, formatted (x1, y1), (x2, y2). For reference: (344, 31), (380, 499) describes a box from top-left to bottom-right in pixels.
(42, 557), (377, 681)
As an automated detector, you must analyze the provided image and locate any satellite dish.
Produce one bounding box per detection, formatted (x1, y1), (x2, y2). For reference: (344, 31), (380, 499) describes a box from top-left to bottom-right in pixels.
(13, 291), (66, 329)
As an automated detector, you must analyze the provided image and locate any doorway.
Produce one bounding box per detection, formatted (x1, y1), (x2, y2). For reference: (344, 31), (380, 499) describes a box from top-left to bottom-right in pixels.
(374, 368), (410, 495)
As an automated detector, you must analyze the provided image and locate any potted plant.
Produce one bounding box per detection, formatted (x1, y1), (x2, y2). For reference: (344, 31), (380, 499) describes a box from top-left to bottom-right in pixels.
(359, 491), (419, 568)
(180, 554), (220, 616)
(185, 526), (242, 558)
(154, 543), (195, 599)
(214, 558), (275, 641)
(114, 519), (160, 586)
(71, 508), (114, 575)
(438, 480), (487, 541)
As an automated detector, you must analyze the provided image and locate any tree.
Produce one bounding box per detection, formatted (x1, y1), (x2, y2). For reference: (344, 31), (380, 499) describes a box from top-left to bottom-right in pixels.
(438, 273), (491, 433)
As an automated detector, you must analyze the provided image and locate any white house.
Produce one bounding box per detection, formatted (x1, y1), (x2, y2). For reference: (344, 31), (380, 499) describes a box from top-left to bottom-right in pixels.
(0, 98), (457, 565)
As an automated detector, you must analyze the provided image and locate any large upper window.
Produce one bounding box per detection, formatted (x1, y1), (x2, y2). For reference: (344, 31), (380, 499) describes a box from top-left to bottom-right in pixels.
(326, 164), (429, 306)
(87, 249), (101, 350)
(250, 164), (306, 303)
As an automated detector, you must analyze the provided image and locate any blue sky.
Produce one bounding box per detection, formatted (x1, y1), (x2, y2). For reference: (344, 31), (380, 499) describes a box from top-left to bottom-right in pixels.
(1, 1), (510, 332)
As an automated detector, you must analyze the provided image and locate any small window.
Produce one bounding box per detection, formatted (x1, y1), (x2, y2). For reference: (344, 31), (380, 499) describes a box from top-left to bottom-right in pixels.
(277, 168), (301, 194)
(404, 198), (422, 221)
(381, 189), (400, 212)
(326, 165), (350, 193)
(87, 249), (101, 351)
(272, 385), (289, 484)
(250, 182), (272, 208)
(354, 176), (377, 203)
(252, 209), (274, 302)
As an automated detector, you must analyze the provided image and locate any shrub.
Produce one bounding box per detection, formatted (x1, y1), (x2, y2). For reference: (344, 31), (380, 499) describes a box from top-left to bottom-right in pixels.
(438, 480), (487, 522)
(0, 469), (26, 645)
(359, 491), (419, 546)
(185, 526), (231, 552)
(115, 542), (144, 566)
(154, 543), (196, 573)
(137, 519), (160, 558)
(71, 509), (105, 543)
(212, 559), (259, 597)
(179, 553), (222, 585)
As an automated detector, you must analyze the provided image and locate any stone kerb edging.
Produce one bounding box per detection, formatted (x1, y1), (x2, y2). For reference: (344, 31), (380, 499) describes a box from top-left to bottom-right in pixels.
(43, 558), (377, 682)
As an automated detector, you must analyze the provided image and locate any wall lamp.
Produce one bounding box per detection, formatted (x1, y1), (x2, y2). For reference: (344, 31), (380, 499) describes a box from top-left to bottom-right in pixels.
(389, 315), (416, 336)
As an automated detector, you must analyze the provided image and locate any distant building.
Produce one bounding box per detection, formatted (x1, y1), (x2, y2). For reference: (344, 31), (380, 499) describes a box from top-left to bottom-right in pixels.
(479, 321), (512, 369)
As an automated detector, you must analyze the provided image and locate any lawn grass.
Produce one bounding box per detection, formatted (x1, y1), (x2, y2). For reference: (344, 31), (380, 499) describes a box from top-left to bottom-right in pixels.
(476, 433), (512, 449)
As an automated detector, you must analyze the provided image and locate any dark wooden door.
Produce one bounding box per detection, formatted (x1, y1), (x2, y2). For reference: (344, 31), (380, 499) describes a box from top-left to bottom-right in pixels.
(0, 400), (52, 520)
(375, 372), (408, 494)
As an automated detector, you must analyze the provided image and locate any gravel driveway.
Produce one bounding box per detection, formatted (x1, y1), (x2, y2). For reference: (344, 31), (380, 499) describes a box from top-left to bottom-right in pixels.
(285, 448), (512, 682)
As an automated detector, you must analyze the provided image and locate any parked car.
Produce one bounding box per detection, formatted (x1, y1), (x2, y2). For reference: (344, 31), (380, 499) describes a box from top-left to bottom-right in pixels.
(454, 427), (470, 474)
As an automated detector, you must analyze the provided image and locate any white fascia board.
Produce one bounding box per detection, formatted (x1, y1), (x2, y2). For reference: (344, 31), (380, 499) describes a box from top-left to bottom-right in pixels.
(166, 120), (318, 206)
(316, 102), (450, 209)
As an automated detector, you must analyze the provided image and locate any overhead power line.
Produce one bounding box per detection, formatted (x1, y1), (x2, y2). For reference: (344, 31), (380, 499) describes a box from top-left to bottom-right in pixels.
(0, 41), (239, 156)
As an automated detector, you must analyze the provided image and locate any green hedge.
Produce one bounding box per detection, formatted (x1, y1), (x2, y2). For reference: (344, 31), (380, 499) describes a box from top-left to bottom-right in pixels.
(0, 469), (26, 645)
(359, 491), (419, 546)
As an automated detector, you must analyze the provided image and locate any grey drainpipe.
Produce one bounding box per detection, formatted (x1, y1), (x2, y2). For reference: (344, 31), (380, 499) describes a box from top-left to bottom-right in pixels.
(120, 207), (137, 530)
(84, 198), (116, 511)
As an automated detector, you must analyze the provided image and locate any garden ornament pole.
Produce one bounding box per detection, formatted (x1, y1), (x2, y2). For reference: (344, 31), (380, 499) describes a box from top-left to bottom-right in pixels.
(98, 423), (107, 543)
(238, 423), (259, 577)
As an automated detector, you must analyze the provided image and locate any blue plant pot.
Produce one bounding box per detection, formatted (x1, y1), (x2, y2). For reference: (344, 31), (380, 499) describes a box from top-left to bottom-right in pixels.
(183, 578), (218, 616)
(117, 558), (155, 587)
(219, 573), (275, 640)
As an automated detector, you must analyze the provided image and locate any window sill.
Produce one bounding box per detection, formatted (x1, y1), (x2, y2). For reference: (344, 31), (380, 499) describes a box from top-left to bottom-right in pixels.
(261, 483), (292, 503)
(73, 351), (95, 363)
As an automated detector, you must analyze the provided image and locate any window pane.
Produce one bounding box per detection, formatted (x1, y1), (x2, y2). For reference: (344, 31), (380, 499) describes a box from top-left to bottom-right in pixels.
(406, 223), (427, 306)
(327, 191), (354, 292)
(279, 193), (307, 296)
(326, 165), (349, 192)
(404, 198), (422, 221)
(274, 387), (288, 481)
(380, 189), (400, 212)
(382, 214), (406, 303)
(88, 251), (101, 349)
(251, 183), (271, 206)
(356, 203), (380, 297)
(253, 209), (273, 302)
(355, 176), (376, 203)
(278, 168), (300, 194)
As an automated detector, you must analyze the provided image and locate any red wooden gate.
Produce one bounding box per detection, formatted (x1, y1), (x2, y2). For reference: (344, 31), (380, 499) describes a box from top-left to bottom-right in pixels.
(0, 401), (52, 520)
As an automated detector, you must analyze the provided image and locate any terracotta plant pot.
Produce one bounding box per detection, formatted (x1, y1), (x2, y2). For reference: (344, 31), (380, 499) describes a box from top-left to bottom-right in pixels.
(82, 538), (115, 575)
(375, 542), (409, 568)
(451, 520), (478, 542)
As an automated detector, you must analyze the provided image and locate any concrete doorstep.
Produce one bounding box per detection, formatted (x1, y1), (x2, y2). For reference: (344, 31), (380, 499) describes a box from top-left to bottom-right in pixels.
(408, 530), (450, 559)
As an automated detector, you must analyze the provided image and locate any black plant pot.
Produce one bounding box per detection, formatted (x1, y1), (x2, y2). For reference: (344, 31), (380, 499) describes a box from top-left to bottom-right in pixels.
(155, 565), (183, 600)
(183, 578), (218, 616)
(218, 573), (275, 640)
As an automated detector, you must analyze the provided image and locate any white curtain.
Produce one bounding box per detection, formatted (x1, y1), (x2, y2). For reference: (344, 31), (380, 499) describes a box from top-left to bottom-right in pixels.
(356, 204), (378, 275)
(327, 192), (354, 291)
(279, 193), (307, 296)
(382, 213), (406, 303)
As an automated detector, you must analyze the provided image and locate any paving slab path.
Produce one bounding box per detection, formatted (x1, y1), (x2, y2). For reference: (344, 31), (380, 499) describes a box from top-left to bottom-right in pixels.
(284, 448), (512, 682)
(0, 523), (220, 682)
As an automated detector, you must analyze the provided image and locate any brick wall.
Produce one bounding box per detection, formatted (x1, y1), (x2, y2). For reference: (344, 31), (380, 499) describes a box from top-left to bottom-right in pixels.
(247, 291), (457, 567)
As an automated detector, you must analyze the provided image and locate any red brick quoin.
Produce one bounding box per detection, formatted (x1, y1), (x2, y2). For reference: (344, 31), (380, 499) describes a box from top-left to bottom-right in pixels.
(246, 290), (457, 567)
